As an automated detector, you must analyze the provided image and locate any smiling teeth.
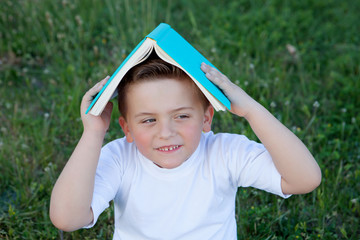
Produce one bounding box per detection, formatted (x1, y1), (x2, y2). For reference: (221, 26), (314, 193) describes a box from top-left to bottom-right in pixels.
(158, 145), (180, 151)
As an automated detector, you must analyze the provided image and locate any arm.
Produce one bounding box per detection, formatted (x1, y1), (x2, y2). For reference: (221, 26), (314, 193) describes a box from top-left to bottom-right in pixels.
(50, 77), (113, 231)
(201, 63), (321, 195)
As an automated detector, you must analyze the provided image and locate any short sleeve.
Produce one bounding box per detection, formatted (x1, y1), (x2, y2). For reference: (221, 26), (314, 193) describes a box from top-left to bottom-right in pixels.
(236, 149), (291, 198)
(207, 132), (291, 199)
(83, 140), (125, 228)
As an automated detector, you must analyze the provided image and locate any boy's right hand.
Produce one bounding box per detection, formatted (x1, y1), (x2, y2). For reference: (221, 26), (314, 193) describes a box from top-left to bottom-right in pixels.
(50, 77), (113, 231)
(80, 76), (113, 135)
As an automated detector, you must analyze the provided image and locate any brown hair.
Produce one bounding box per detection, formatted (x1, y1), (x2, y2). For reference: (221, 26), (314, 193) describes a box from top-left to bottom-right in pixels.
(117, 57), (210, 119)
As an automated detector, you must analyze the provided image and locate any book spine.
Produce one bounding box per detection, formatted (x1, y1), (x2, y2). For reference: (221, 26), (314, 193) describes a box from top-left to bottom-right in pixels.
(147, 23), (171, 41)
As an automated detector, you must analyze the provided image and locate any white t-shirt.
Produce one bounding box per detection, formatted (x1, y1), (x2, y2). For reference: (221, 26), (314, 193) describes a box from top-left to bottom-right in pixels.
(85, 131), (290, 239)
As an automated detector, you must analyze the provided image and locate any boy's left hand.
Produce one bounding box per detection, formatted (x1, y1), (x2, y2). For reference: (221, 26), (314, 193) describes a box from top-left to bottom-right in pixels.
(201, 63), (256, 118)
(201, 63), (321, 195)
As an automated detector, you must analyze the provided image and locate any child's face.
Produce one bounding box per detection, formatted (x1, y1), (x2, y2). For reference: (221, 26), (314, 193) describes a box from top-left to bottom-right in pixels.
(119, 78), (214, 169)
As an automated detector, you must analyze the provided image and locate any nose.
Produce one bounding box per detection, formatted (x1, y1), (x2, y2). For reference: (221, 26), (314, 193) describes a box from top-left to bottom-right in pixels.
(157, 119), (175, 139)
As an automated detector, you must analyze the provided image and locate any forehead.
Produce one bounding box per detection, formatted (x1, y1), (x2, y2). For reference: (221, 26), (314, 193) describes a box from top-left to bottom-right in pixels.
(126, 78), (203, 113)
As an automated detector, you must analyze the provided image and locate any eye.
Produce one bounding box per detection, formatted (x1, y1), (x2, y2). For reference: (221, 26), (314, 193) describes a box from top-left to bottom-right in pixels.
(176, 114), (189, 119)
(142, 118), (156, 124)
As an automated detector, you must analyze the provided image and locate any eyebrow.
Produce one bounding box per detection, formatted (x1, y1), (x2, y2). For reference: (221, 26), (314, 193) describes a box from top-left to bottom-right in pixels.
(134, 107), (195, 118)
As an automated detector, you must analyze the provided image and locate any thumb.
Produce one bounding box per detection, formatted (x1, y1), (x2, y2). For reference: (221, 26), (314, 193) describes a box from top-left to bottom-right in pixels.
(101, 102), (114, 124)
(103, 101), (113, 115)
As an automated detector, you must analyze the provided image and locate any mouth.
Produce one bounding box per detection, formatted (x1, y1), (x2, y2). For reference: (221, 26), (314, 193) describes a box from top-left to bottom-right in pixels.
(156, 145), (182, 152)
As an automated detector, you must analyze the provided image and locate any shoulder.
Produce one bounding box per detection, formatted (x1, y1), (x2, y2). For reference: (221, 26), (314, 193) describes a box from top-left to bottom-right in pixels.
(102, 137), (136, 156)
(200, 131), (267, 168)
(201, 132), (275, 189)
(201, 131), (260, 150)
(202, 131), (248, 141)
(99, 137), (138, 171)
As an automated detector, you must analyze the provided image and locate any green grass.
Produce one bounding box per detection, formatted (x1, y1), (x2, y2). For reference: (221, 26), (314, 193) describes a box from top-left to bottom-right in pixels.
(1, 0), (359, 239)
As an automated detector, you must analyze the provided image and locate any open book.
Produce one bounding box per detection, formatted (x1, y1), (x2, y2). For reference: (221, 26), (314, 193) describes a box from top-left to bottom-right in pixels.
(86, 23), (231, 116)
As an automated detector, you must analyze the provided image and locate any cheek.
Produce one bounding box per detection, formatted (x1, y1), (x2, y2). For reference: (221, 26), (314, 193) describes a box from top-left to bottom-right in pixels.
(181, 122), (203, 142)
(132, 130), (152, 150)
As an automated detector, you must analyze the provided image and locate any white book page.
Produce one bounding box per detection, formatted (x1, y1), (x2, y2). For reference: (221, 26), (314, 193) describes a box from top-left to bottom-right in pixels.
(153, 44), (224, 111)
(90, 39), (155, 115)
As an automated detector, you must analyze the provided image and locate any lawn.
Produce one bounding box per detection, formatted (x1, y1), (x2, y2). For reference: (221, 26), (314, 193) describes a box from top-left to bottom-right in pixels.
(0, 0), (359, 239)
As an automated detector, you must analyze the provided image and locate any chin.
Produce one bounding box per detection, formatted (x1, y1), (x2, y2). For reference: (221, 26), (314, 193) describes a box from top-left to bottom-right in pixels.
(156, 160), (185, 169)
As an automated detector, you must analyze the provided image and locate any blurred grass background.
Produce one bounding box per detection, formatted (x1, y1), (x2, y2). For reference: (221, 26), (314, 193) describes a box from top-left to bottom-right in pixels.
(0, 0), (359, 239)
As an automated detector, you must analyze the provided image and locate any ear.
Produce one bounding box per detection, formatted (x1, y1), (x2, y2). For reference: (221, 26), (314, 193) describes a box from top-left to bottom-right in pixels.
(119, 116), (134, 143)
(202, 105), (214, 132)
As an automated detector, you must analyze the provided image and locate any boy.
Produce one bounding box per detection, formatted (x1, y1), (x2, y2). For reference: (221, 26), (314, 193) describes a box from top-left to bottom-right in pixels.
(50, 59), (321, 239)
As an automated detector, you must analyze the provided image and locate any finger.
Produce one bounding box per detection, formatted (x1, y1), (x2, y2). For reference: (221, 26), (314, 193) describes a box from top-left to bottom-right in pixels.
(81, 76), (111, 113)
(201, 63), (227, 80)
(92, 76), (110, 93)
(200, 62), (214, 75)
(84, 76), (110, 99)
(202, 65), (230, 89)
(99, 75), (110, 86)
